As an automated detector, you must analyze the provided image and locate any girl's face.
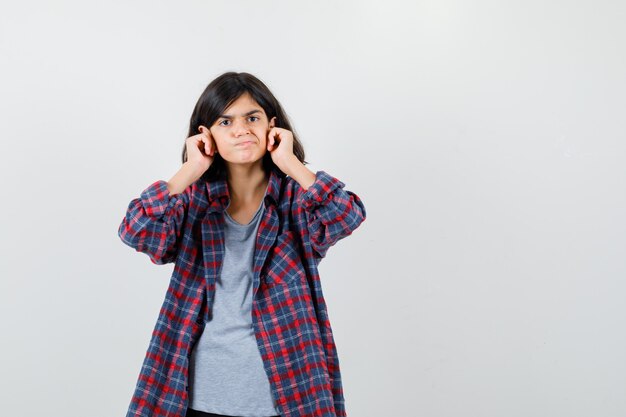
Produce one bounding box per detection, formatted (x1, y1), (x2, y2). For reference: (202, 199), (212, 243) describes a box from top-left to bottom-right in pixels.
(210, 92), (276, 167)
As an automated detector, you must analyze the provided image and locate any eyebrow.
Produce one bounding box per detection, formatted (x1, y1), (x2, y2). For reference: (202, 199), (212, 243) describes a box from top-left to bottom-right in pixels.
(218, 109), (262, 119)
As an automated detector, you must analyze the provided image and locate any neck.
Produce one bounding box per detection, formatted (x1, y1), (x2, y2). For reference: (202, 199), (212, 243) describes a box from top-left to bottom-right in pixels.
(226, 161), (268, 206)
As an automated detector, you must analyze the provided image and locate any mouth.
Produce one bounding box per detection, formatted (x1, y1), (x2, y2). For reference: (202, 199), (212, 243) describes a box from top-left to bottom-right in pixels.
(235, 140), (255, 146)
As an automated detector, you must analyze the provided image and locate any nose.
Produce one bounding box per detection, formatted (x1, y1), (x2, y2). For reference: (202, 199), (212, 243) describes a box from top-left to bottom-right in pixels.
(233, 118), (250, 137)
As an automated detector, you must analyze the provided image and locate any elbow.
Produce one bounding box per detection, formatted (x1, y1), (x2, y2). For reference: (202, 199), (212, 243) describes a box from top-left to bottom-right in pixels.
(117, 220), (136, 249)
(347, 192), (367, 232)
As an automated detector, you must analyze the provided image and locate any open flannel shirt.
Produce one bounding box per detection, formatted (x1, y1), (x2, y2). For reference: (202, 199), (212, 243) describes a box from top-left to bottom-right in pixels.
(118, 167), (367, 417)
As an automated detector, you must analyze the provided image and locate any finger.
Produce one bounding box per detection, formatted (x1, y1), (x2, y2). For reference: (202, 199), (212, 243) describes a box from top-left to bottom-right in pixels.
(200, 132), (212, 154)
(201, 137), (212, 156)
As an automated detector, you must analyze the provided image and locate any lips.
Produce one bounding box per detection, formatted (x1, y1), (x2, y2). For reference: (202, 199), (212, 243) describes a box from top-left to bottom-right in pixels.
(236, 140), (254, 146)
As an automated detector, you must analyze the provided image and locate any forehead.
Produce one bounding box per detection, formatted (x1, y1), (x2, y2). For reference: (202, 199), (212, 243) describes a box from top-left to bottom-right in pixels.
(224, 92), (262, 112)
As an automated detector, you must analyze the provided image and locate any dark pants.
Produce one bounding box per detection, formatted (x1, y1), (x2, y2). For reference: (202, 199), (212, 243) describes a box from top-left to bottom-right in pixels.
(185, 408), (280, 417)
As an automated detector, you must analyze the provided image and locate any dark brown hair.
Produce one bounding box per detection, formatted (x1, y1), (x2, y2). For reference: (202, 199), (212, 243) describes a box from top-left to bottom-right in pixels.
(183, 71), (308, 182)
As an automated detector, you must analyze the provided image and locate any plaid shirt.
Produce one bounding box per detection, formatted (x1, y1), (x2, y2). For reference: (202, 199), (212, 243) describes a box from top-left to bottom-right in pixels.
(118, 167), (367, 417)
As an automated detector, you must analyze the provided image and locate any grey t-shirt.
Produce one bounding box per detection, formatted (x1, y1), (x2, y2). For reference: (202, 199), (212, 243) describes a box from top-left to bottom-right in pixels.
(188, 197), (280, 417)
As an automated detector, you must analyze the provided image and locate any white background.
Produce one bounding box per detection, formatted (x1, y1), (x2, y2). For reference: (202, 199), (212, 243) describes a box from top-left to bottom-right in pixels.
(1, 1), (625, 416)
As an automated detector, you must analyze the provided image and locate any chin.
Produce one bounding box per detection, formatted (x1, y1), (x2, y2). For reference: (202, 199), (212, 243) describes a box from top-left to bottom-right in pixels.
(224, 154), (266, 166)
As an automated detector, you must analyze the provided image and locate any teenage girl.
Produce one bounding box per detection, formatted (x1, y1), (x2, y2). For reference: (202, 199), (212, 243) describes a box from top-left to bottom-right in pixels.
(119, 71), (366, 417)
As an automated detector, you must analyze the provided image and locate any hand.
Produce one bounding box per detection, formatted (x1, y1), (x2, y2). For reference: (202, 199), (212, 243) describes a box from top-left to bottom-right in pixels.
(186, 125), (218, 172)
(266, 126), (296, 173)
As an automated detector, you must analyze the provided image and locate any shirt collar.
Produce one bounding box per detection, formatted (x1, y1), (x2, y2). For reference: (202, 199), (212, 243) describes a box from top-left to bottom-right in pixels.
(204, 166), (283, 212)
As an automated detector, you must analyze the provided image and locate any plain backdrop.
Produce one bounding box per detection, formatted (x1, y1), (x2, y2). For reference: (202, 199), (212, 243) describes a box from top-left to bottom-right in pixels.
(1, 1), (625, 416)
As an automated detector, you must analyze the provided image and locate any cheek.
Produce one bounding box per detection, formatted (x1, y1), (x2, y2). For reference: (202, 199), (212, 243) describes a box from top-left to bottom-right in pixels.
(213, 136), (227, 149)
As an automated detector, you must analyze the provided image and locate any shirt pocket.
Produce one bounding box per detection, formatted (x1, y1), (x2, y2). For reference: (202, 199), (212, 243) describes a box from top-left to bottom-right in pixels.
(263, 230), (307, 287)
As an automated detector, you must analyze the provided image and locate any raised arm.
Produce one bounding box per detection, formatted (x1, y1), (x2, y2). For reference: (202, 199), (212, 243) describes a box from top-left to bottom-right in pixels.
(118, 129), (218, 264)
(117, 162), (204, 265)
(291, 167), (367, 260)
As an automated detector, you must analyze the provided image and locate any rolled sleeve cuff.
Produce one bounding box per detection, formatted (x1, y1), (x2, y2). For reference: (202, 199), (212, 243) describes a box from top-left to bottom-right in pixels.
(140, 180), (179, 218)
(297, 170), (345, 210)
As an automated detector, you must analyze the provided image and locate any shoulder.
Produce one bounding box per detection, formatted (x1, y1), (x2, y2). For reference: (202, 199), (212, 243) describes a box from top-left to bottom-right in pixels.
(184, 178), (215, 213)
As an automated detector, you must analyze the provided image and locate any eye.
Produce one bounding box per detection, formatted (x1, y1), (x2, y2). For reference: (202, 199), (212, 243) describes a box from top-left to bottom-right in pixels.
(218, 116), (259, 126)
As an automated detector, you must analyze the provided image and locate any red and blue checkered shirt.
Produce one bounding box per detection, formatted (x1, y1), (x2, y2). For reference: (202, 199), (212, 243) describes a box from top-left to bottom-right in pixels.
(118, 167), (367, 417)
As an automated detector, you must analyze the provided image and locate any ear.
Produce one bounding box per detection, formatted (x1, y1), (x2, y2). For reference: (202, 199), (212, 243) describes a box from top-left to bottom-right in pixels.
(269, 116), (276, 129)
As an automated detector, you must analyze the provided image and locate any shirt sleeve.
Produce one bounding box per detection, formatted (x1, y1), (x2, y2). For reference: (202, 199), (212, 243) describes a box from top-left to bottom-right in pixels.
(296, 170), (367, 260)
(118, 180), (190, 265)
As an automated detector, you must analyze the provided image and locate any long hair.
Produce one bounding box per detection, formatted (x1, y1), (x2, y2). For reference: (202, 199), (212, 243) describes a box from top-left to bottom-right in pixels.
(183, 72), (308, 182)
